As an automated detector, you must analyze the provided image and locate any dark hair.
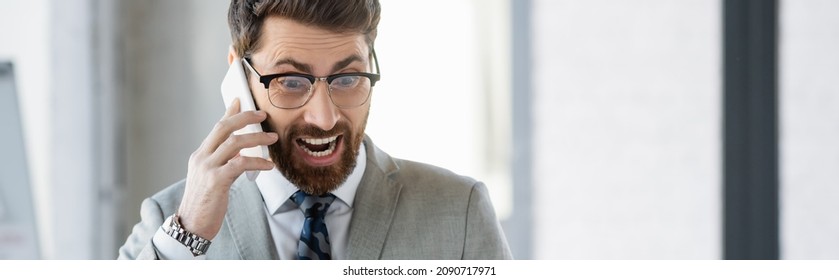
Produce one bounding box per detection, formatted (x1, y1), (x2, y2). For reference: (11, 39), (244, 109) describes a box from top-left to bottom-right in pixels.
(228, 0), (381, 58)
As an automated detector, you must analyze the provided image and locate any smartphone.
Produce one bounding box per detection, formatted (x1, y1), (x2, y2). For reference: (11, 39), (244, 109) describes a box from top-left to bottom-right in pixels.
(221, 58), (270, 181)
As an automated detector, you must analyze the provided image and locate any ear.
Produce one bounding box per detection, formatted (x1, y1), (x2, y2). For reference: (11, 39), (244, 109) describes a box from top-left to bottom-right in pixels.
(227, 45), (237, 65)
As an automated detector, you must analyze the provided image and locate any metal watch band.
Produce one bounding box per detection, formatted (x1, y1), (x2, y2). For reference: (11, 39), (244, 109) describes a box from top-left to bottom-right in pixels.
(163, 214), (211, 257)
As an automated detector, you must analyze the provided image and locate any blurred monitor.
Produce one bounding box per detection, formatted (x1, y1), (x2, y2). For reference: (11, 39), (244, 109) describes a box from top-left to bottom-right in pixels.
(0, 61), (40, 259)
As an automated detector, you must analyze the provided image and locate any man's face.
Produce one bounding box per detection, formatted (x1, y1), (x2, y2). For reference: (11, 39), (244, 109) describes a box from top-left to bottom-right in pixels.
(246, 17), (372, 195)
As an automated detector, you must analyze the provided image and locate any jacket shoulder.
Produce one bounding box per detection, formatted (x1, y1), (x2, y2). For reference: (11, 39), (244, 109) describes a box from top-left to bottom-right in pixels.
(390, 158), (479, 194)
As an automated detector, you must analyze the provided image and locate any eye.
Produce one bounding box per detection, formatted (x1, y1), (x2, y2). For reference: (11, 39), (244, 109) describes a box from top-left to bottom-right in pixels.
(331, 76), (360, 89)
(274, 76), (310, 93)
(269, 76), (312, 94)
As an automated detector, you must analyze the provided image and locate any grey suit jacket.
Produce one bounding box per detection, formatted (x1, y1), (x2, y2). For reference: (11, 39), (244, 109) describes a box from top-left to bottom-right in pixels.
(118, 136), (512, 260)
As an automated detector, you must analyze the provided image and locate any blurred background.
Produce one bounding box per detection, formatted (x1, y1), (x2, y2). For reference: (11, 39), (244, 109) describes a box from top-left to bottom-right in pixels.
(0, 0), (837, 259)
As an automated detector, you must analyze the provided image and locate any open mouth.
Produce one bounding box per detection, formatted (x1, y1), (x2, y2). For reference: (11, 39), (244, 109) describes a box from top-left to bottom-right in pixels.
(296, 135), (340, 157)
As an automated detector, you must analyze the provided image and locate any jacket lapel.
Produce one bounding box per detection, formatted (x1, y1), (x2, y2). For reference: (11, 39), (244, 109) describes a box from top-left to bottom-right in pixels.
(345, 136), (402, 259)
(224, 177), (278, 259)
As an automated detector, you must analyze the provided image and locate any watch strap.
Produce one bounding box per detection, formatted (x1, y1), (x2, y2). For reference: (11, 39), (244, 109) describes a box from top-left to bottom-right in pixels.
(163, 214), (211, 257)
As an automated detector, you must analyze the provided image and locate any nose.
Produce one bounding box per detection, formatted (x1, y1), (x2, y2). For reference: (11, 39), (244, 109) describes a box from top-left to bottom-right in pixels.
(302, 81), (340, 131)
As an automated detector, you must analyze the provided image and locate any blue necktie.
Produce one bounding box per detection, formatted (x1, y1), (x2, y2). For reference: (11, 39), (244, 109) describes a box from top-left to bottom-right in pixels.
(291, 191), (336, 260)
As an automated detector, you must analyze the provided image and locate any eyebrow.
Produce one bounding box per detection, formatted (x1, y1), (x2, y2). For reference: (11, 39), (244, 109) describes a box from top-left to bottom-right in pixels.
(331, 55), (363, 73)
(272, 54), (364, 75)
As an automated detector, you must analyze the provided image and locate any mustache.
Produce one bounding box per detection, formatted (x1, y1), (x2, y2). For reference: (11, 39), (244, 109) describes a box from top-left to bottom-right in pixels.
(262, 120), (351, 139)
(290, 123), (349, 139)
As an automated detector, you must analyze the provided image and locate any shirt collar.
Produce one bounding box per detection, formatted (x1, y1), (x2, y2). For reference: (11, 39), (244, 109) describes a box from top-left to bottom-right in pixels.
(256, 142), (366, 214)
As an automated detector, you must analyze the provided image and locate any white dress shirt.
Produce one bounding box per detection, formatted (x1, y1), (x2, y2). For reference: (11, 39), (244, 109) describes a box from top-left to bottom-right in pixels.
(153, 143), (366, 260)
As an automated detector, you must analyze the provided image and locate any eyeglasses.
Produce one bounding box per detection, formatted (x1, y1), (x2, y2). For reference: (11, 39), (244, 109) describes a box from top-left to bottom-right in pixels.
(242, 50), (381, 109)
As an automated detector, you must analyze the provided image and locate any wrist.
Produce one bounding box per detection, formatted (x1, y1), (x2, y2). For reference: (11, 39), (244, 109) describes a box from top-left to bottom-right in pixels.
(176, 200), (225, 240)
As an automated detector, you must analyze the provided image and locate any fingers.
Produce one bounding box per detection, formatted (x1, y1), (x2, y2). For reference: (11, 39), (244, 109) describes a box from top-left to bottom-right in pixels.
(199, 97), (241, 152)
(202, 107), (269, 154)
(201, 97), (278, 175)
(219, 155), (275, 180)
(208, 131), (278, 166)
(179, 99), (275, 240)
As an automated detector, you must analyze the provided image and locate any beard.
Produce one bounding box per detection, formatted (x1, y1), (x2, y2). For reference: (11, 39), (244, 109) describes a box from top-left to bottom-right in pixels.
(263, 116), (367, 196)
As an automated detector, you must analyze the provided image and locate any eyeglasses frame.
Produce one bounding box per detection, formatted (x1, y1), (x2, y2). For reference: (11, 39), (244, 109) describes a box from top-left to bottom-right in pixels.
(241, 49), (381, 109)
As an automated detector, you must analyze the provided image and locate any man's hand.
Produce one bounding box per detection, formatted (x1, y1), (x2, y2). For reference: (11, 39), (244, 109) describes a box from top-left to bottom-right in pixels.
(177, 98), (278, 240)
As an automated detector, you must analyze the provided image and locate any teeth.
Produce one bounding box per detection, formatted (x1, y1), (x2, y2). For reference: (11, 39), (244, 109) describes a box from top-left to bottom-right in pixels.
(299, 136), (339, 157)
(301, 136), (338, 145)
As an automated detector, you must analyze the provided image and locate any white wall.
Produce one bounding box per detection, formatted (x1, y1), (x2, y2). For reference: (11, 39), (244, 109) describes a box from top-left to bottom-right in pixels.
(0, 0), (54, 259)
(0, 0), (98, 260)
(50, 0), (101, 260)
(1, 0), (122, 259)
(531, 0), (721, 259)
(780, 0), (839, 259)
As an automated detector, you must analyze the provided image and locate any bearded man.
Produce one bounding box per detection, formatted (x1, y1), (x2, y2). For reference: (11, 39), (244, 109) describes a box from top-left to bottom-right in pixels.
(118, 0), (511, 260)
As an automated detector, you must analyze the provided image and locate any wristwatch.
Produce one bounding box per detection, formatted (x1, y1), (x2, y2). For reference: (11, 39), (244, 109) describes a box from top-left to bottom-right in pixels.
(162, 214), (212, 257)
